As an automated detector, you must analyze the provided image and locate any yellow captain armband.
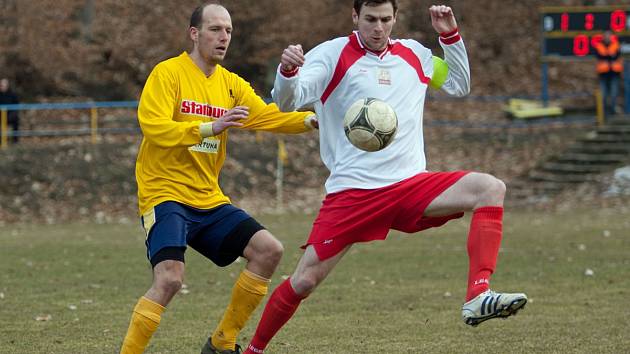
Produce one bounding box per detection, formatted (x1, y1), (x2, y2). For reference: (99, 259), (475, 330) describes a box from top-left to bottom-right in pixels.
(199, 122), (214, 137)
(429, 56), (449, 90)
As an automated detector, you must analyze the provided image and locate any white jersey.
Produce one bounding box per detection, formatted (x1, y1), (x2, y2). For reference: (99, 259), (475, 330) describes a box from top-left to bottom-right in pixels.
(273, 31), (470, 194)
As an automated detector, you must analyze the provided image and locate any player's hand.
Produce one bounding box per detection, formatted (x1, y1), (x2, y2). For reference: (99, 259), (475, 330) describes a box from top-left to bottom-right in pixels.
(280, 44), (304, 72)
(304, 114), (319, 130)
(429, 5), (458, 34)
(213, 106), (249, 134)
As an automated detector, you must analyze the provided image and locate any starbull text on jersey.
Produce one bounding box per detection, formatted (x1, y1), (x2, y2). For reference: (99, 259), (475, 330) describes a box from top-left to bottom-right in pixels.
(273, 31), (470, 194)
(136, 52), (312, 215)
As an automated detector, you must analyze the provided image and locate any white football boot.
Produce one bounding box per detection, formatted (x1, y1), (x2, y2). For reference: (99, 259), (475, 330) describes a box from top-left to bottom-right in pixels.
(462, 289), (528, 326)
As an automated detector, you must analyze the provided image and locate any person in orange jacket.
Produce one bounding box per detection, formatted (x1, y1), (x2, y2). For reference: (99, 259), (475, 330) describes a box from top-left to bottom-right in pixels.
(595, 31), (623, 116)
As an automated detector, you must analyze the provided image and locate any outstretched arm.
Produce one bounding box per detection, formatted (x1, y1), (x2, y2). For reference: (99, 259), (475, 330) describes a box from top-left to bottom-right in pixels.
(429, 5), (470, 97)
(273, 43), (330, 112)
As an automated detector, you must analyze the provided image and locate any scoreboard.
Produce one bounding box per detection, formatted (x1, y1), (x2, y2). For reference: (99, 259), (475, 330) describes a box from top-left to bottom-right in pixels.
(541, 6), (630, 58)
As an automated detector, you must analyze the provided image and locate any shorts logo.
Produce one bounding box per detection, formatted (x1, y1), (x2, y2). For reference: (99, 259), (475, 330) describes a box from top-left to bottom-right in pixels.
(323, 239), (333, 244)
(189, 138), (220, 153)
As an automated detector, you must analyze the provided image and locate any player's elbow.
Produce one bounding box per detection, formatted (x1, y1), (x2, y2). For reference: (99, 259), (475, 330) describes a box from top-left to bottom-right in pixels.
(456, 85), (471, 97)
(271, 88), (300, 112)
(277, 102), (295, 112)
(274, 98), (297, 112)
(451, 81), (471, 97)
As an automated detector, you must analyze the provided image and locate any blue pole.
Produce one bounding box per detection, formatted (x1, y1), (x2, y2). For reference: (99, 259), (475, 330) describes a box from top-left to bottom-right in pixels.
(541, 62), (549, 107)
(624, 60), (630, 114)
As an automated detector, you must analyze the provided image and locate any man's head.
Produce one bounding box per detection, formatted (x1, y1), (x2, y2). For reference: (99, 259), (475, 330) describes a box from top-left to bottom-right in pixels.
(603, 30), (613, 45)
(352, 0), (398, 52)
(0, 78), (9, 93)
(189, 1), (232, 66)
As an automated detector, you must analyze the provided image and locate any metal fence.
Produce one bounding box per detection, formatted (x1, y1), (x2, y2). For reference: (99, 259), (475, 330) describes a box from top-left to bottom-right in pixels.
(0, 101), (139, 149)
(0, 93), (599, 149)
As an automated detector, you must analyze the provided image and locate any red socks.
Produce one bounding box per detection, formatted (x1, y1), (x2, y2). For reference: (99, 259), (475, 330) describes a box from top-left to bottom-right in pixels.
(244, 207), (504, 353)
(466, 206), (503, 301)
(245, 278), (306, 354)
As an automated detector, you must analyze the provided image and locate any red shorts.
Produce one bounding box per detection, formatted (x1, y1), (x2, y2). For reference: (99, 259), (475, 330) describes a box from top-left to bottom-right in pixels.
(305, 171), (469, 260)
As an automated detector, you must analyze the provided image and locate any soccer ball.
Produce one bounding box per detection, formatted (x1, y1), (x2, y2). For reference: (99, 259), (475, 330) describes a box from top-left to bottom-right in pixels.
(343, 97), (397, 152)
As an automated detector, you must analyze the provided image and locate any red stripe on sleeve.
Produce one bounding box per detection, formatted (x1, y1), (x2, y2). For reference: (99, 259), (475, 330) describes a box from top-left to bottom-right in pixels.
(440, 34), (461, 45)
(320, 35), (365, 105)
(440, 28), (458, 38)
(280, 66), (299, 78)
(390, 43), (430, 85)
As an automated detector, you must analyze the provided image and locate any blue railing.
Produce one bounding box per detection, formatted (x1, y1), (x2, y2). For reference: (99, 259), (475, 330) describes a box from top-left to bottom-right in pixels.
(0, 101), (138, 111)
(0, 94), (597, 149)
(0, 101), (139, 148)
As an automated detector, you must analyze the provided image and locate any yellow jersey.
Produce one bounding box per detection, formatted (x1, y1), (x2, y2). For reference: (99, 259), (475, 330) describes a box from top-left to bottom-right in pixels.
(136, 52), (312, 214)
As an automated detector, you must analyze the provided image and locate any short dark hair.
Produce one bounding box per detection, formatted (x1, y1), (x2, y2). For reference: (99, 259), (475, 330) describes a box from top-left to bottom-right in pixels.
(353, 0), (398, 15)
(190, 1), (223, 28)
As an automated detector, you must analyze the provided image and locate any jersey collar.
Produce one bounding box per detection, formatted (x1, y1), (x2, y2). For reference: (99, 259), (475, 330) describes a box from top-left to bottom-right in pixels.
(350, 31), (393, 59)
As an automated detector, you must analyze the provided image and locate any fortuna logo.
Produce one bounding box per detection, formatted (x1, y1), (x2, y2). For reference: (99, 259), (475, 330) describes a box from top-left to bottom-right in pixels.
(474, 278), (490, 285)
(181, 100), (227, 118)
(189, 138), (220, 154)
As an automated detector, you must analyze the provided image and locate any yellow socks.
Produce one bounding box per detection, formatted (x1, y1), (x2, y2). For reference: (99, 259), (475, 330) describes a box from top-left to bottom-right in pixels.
(211, 269), (270, 350)
(120, 296), (165, 354)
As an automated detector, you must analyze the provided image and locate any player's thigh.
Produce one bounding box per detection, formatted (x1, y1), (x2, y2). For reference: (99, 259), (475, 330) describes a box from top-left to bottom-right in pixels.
(142, 202), (190, 266)
(424, 172), (503, 216)
(188, 205), (265, 267)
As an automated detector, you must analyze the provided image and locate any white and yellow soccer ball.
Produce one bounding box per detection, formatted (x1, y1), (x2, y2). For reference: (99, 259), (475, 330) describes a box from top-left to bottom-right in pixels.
(343, 97), (398, 152)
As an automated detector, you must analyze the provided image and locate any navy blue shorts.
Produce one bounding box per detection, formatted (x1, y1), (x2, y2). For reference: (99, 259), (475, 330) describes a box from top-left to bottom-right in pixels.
(141, 202), (265, 267)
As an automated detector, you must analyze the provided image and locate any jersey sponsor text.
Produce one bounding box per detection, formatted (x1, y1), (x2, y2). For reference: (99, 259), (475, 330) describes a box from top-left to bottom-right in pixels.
(189, 138), (220, 153)
(181, 100), (227, 119)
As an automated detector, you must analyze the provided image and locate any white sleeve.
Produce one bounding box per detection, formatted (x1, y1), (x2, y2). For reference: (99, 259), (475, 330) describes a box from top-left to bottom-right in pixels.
(439, 38), (471, 97)
(272, 43), (333, 112)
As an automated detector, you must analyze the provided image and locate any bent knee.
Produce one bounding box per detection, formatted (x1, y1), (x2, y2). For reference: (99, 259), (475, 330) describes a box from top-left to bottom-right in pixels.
(155, 274), (183, 296)
(248, 231), (284, 267)
(291, 273), (319, 295)
(485, 175), (506, 198)
(261, 237), (284, 266)
(472, 173), (506, 206)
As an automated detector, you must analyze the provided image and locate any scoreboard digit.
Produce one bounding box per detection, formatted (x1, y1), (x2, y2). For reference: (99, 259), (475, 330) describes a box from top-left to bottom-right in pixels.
(541, 6), (630, 58)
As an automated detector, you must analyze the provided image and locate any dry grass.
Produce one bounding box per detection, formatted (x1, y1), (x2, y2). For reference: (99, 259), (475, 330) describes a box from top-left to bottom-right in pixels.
(1, 208), (628, 353)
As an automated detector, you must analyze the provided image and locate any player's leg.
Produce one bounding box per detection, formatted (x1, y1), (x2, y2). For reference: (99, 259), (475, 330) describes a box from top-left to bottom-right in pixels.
(120, 202), (190, 354)
(186, 205), (276, 353)
(120, 255), (186, 354)
(245, 244), (350, 354)
(203, 228), (282, 353)
(424, 172), (506, 298)
(424, 172), (527, 325)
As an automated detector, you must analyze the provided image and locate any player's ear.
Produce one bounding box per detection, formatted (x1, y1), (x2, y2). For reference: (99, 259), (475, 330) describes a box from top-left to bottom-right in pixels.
(352, 9), (358, 26)
(189, 26), (199, 42)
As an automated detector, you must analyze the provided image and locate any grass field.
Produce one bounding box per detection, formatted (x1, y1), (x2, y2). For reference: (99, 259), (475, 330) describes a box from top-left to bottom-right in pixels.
(1, 208), (629, 353)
